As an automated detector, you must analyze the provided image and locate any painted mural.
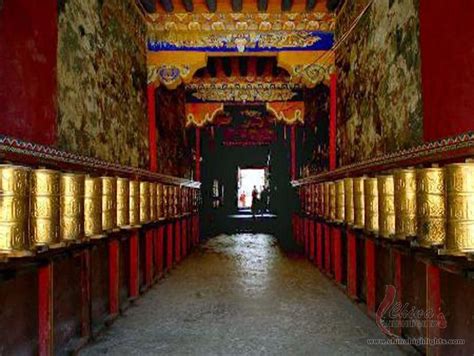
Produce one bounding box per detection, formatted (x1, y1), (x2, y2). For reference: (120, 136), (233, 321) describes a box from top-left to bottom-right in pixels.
(156, 86), (192, 178)
(57, 0), (149, 168)
(336, 0), (423, 166)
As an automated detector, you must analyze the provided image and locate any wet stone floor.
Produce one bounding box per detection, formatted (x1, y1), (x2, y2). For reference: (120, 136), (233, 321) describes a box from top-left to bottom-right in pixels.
(82, 234), (403, 355)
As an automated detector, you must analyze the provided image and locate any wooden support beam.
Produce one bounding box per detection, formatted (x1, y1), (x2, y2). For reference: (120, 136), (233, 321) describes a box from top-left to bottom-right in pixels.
(365, 238), (376, 316)
(195, 127), (201, 181)
(257, 0), (268, 11)
(309, 220), (315, 261)
(175, 220), (181, 264)
(166, 223), (174, 270)
(182, 0), (194, 11)
(80, 251), (91, 340)
(426, 263), (442, 356)
(159, 0), (174, 12)
(304, 218), (310, 257)
(38, 263), (53, 356)
(231, 0), (243, 12)
(347, 229), (357, 299)
(147, 84), (157, 172)
(393, 250), (402, 336)
(333, 227), (342, 284)
(145, 230), (154, 288)
(281, 0), (292, 11)
(205, 0), (217, 12)
(181, 219), (187, 258)
(324, 224), (331, 273)
(108, 239), (120, 317)
(316, 222), (323, 269)
(129, 231), (139, 300)
(155, 226), (165, 278)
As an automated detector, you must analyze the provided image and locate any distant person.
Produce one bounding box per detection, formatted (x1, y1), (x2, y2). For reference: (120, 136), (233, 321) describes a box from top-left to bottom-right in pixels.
(260, 186), (269, 215)
(239, 192), (246, 208)
(251, 185), (259, 218)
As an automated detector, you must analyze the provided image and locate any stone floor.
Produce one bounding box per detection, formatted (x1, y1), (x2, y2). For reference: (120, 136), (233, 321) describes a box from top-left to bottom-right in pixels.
(81, 234), (405, 355)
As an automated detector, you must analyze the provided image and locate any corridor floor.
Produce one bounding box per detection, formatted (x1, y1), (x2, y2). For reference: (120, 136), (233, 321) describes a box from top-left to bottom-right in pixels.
(82, 234), (404, 355)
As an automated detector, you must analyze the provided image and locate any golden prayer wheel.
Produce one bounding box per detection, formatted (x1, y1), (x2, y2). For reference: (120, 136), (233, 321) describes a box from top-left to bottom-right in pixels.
(163, 185), (170, 219)
(344, 178), (354, 225)
(312, 184), (318, 216)
(324, 182), (330, 219)
(116, 177), (130, 228)
(0, 165), (31, 254)
(353, 176), (366, 229)
(329, 182), (336, 222)
(446, 163), (474, 254)
(173, 186), (179, 217)
(317, 183), (324, 217)
(101, 176), (117, 232)
(129, 180), (140, 227)
(30, 169), (61, 247)
(394, 168), (417, 239)
(157, 183), (164, 219)
(60, 173), (84, 242)
(150, 182), (157, 222)
(378, 175), (395, 238)
(84, 176), (103, 238)
(193, 189), (198, 213)
(139, 181), (151, 224)
(335, 180), (345, 223)
(416, 167), (446, 248)
(364, 178), (379, 234)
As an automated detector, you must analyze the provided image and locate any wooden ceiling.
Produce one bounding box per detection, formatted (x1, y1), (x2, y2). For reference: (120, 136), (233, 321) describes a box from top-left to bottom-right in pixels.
(138, 0), (341, 14)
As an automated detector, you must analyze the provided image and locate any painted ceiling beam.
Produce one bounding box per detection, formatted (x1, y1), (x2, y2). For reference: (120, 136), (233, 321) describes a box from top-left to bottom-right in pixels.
(257, 0), (268, 11)
(205, 0), (217, 12)
(281, 0), (292, 11)
(182, 0), (194, 11)
(231, 0), (243, 11)
(159, 0), (174, 12)
(305, 0), (316, 11)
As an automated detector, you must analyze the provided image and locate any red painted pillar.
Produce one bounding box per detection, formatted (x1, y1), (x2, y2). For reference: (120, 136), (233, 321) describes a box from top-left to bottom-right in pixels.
(365, 239), (376, 315)
(108, 239), (120, 317)
(188, 216), (193, 250)
(166, 223), (173, 271)
(155, 226), (165, 278)
(175, 220), (181, 263)
(195, 127), (201, 181)
(394, 250), (403, 336)
(290, 126), (296, 180)
(329, 72), (337, 171)
(129, 231), (139, 300)
(145, 230), (153, 288)
(38, 263), (53, 356)
(304, 218), (310, 257)
(333, 227), (342, 283)
(147, 84), (157, 172)
(195, 214), (200, 245)
(80, 250), (91, 339)
(181, 218), (187, 258)
(347, 229), (357, 299)
(324, 224), (331, 273)
(426, 264), (442, 356)
(316, 222), (323, 269)
(309, 220), (315, 261)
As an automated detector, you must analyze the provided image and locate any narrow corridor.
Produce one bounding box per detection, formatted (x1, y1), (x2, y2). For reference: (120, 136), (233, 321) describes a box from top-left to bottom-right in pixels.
(82, 234), (402, 355)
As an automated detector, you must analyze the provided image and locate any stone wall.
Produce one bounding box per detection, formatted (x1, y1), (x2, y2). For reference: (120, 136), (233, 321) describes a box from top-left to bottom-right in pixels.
(57, 0), (149, 168)
(336, 0), (423, 166)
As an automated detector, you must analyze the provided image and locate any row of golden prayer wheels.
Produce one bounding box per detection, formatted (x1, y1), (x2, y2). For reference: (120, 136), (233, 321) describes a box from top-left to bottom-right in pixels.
(298, 162), (474, 256)
(0, 164), (200, 258)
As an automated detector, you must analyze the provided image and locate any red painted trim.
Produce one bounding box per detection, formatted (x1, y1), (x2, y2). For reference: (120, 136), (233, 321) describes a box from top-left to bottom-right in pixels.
(195, 128), (201, 181)
(155, 227), (165, 277)
(347, 229), (357, 299)
(129, 231), (139, 299)
(316, 222), (323, 269)
(309, 220), (315, 261)
(166, 223), (173, 271)
(147, 84), (157, 172)
(108, 239), (120, 316)
(333, 227), (342, 284)
(181, 219), (187, 258)
(329, 72), (337, 171)
(175, 220), (181, 263)
(145, 230), (153, 287)
(38, 263), (53, 356)
(324, 224), (331, 273)
(426, 263), (441, 355)
(80, 250), (91, 339)
(394, 250), (402, 336)
(365, 239), (376, 315)
(290, 126), (296, 180)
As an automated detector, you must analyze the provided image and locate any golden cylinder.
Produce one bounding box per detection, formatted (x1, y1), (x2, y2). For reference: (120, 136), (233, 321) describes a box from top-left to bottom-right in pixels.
(394, 168), (417, 239)
(116, 178), (130, 228)
(317, 183), (324, 217)
(329, 182), (336, 222)
(31, 169), (61, 247)
(353, 177), (366, 229)
(364, 178), (379, 234)
(378, 175), (395, 238)
(344, 178), (354, 225)
(416, 167), (446, 248)
(84, 176), (103, 238)
(150, 182), (157, 222)
(60, 173), (84, 242)
(324, 182), (330, 219)
(335, 180), (345, 223)
(173, 186), (179, 217)
(139, 181), (150, 224)
(129, 180), (140, 227)
(157, 183), (164, 219)
(101, 177), (117, 232)
(0, 165), (30, 253)
(163, 185), (170, 219)
(446, 163), (474, 254)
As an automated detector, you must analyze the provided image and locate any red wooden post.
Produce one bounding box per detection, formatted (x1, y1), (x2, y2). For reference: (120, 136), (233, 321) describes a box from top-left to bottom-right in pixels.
(393, 250), (403, 336)
(365, 238), (376, 315)
(129, 231), (139, 299)
(166, 223), (173, 271)
(147, 84), (157, 172)
(309, 220), (315, 261)
(181, 218), (187, 258)
(175, 220), (181, 264)
(324, 224), (331, 273)
(304, 218), (310, 256)
(426, 263), (442, 356)
(333, 227), (342, 283)
(347, 229), (357, 299)
(329, 72), (337, 171)
(38, 263), (53, 356)
(195, 127), (201, 181)
(80, 250), (91, 339)
(188, 216), (192, 250)
(155, 226), (165, 278)
(108, 239), (120, 316)
(194, 214), (200, 245)
(290, 126), (296, 180)
(316, 222), (323, 269)
(145, 230), (153, 288)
